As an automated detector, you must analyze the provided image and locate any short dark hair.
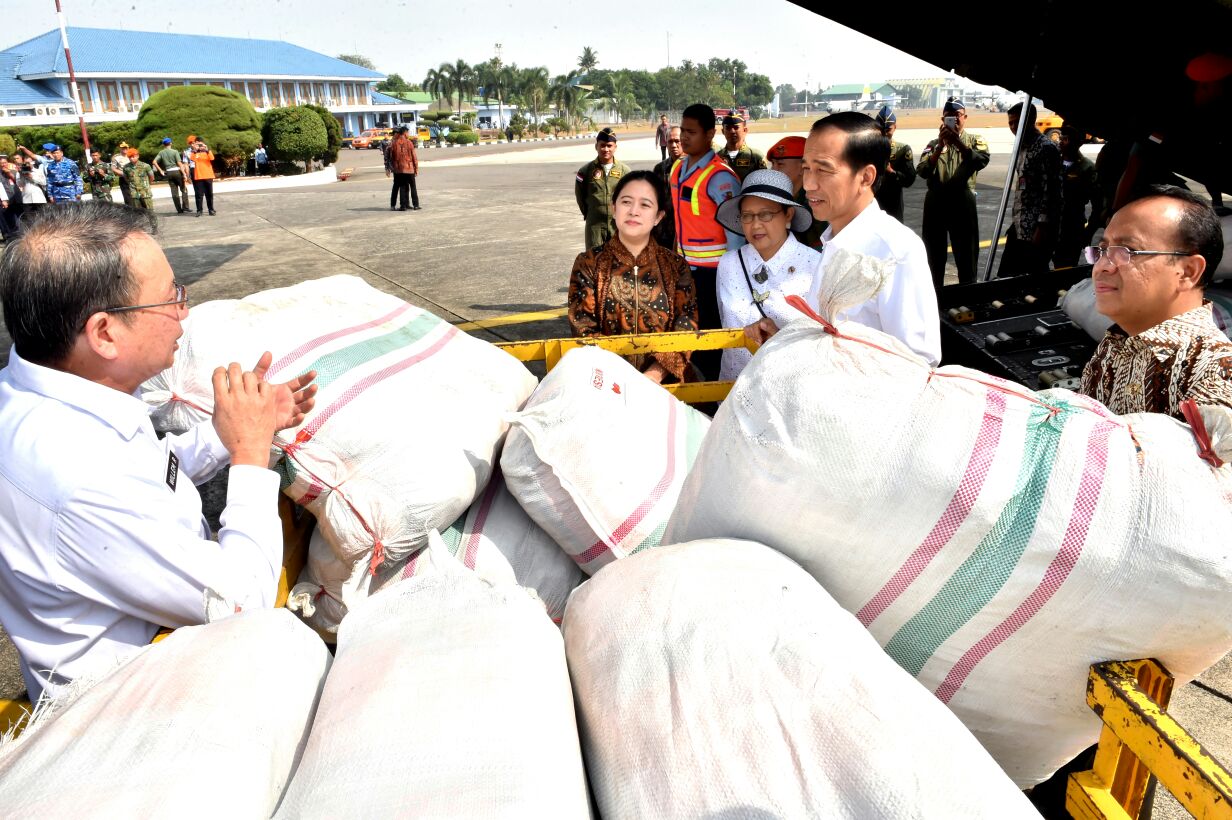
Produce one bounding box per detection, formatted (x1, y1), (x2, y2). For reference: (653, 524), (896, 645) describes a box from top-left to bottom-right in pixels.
(681, 103), (716, 132)
(1134, 184), (1224, 286)
(1007, 102), (1038, 122)
(810, 112), (890, 190)
(0, 202), (157, 366)
(611, 169), (667, 212)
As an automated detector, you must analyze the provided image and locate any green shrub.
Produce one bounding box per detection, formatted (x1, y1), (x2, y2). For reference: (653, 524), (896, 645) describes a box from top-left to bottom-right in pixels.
(509, 113), (528, 138)
(134, 86), (261, 167)
(261, 106), (328, 167)
(0, 133), (15, 157)
(303, 103), (342, 164)
(87, 122), (137, 158)
(446, 130), (479, 145)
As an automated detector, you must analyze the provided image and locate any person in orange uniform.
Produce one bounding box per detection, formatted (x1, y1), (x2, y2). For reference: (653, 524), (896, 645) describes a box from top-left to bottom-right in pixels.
(669, 103), (744, 379)
(189, 137), (216, 216)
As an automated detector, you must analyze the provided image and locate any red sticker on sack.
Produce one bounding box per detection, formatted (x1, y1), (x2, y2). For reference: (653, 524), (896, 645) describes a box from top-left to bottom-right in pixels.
(612, 384), (621, 395)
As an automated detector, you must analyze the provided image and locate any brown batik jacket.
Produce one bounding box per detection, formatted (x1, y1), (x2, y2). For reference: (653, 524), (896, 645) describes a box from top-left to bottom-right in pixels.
(1081, 302), (1232, 420)
(568, 236), (699, 382)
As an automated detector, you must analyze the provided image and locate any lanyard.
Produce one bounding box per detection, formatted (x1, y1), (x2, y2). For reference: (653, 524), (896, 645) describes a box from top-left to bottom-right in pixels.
(737, 247), (769, 319)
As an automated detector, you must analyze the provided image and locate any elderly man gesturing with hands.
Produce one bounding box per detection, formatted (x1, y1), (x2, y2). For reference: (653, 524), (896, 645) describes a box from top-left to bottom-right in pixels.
(0, 202), (317, 702)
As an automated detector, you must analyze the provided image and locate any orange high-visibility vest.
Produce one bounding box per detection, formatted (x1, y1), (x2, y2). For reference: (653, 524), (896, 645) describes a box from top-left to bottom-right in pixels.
(670, 153), (735, 269)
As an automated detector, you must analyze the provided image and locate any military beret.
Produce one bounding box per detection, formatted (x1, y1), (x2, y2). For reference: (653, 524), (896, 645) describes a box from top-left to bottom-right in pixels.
(875, 105), (896, 125)
(722, 114), (745, 126)
(943, 97), (966, 113)
(767, 136), (805, 160)
(596, 127), (617, 143)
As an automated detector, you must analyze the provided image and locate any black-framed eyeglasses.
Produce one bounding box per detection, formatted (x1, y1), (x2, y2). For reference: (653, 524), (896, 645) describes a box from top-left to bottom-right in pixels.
(1082, 246), (1194, 266)
(103, 282), (189, 314)
(738, 208), (786, 225)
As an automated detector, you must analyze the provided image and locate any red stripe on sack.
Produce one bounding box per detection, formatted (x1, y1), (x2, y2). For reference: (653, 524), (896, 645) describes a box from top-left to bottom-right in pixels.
(300, 325), (458, 439)
(575, 397), (679, 566)
(463, 469), (501, 570)
(934, 421), (1113, 704)
(857, 390), (1007, 626)
(298, 480), (325, 507)
(266, 303), (414, 379)
(400, 550), (421, 580)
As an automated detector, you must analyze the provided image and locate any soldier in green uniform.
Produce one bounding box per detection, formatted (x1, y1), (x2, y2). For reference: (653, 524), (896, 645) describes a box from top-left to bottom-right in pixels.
(873, 106), (916, 222)
(574, 127), (631, 250)
(84, 148), (117, 202)
(719, 114), (767, 183)
(120, 148), (155, 210)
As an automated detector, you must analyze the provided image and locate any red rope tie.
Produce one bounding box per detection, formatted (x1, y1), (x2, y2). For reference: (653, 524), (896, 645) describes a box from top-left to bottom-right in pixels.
(369, 541), (385, 576)
(313, 585), (327, 601)
(169, 392), (212, 416)
(1180, 399), (1225, 468)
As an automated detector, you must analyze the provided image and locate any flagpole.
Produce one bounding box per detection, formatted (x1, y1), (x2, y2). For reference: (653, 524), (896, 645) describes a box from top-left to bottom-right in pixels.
(53, 0), (90, 154)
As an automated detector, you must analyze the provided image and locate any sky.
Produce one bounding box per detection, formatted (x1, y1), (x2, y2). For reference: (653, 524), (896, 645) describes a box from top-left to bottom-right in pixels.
(2, 0), (992, 93)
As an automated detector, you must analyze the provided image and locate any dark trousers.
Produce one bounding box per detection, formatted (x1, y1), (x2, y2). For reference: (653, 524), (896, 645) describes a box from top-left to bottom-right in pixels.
(690, 264), (721, 380)
(1053, 222), (1087, 269)
(193, 178), (215, 213)
(0, 190), (23, 240)
(117, 175), (133, 207)
(998, 229), (1053, 277)
(165, 171), (187, 213)
(922, 188), (980, 290)
(390, 173), (420, 209)
(659, 144), (667, 161)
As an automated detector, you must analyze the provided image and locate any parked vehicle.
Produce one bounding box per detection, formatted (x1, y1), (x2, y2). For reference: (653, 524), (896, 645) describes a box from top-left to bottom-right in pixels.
(350, 128), (394, 150)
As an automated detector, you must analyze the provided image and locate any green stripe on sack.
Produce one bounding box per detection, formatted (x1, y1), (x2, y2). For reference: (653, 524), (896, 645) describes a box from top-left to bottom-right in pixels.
(630, 520), (668, 555)
(882, 403), (1067, 677)
(299, 312), (442, 393)
(439, 513), (466, 557)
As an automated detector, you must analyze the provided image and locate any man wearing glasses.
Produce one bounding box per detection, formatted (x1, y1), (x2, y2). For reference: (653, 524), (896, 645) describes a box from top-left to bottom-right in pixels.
(0, 203), (317, 702)
(1081, 185), (1231, 418)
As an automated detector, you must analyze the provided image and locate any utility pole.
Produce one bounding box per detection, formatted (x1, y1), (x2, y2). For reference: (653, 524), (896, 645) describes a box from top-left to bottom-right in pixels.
(54, 0), (90, 153)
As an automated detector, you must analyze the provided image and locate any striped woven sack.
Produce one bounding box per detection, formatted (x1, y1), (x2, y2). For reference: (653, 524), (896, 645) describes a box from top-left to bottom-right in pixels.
(501, 346), (710, 575)
(141, 275), (538, 583)
(369, 469), (586, 623)
(665, 297), (1232, 787)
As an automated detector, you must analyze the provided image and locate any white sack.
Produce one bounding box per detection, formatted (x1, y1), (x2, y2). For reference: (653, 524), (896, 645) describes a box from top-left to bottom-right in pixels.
(287, 526), (368, 635)
(664, 298), (1232, 786)
(370, 470), (586, 623)
(0, 609), (331, 818)
(501, 346), (710, 575)
(562, 539), (1038, 819)
(275, 539), (591, 818)
(1060, 276), (1115, 342)
(141, 273), (537, 575)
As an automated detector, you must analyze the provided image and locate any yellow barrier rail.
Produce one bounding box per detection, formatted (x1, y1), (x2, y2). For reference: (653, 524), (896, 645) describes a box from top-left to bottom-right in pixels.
(1067, 659), (1232, 820)
(495, 327), (753, 404)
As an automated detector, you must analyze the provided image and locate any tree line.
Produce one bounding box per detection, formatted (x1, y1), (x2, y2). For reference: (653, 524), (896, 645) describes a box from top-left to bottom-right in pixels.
(342, 49), (776, 126)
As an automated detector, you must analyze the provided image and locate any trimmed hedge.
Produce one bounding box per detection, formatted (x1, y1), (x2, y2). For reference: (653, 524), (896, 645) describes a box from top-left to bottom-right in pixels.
(262, 106), (328, 166)
(446, 131), (479, 145)
(302, 103), (342, 165)
(134, 86), (261, 162)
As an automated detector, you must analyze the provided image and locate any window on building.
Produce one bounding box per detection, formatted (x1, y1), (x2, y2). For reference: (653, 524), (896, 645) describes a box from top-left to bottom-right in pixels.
(268, 83), (282, 107)
(281, 82), (296, 105)
(121, 82), (142, 111)
(346, 84), (358, 105)
(97, 82), (120, 112)
(77, 86), (94, 113)
(329, 83), (341, 105)
(146, 81), (165, 96)
(246, 82), (265, 108)
(313, 83), (326, 103)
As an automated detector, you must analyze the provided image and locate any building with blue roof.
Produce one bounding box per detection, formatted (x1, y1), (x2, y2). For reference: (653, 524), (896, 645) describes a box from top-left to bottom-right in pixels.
(0, 27), (424, 135)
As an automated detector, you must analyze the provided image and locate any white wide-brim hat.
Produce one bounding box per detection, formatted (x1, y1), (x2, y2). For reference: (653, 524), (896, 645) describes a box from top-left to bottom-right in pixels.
(715, 168), (814, 235)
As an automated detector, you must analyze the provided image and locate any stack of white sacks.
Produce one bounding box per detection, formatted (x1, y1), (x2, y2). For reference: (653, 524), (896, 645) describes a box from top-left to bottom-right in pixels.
(8, 262), (1224, 814)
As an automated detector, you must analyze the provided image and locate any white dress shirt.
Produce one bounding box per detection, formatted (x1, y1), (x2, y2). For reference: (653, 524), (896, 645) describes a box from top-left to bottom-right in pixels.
(806, 199), (942, 365)
(716, 235), (821, 380)
(0, 348), (283, 701)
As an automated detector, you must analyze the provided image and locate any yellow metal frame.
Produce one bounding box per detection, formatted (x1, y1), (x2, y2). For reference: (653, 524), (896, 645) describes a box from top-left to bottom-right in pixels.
(495, 327), (753, 404)
(1067, 659), (1232, 820)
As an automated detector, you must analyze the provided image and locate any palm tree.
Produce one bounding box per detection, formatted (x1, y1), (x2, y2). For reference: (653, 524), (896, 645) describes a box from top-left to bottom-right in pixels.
(551, 70), (588, 132)
(443, 59), (475, 120)
(578, 46), (598, 75)
(515, 66), (550, 128)
(422, 65), (454, 112)
(610, 74), (638, 127)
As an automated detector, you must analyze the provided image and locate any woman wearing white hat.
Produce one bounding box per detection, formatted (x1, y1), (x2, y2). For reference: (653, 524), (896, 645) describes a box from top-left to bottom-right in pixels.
(714, 168), (820, 380)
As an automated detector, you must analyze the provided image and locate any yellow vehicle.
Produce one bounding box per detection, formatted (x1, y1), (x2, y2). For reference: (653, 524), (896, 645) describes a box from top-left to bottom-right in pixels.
(1035, 112), (1065, 144)
(416, 125), (431, 146)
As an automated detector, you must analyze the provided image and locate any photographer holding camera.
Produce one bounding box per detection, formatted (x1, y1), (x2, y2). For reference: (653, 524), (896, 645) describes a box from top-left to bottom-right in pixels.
(917, 97), (990, 289)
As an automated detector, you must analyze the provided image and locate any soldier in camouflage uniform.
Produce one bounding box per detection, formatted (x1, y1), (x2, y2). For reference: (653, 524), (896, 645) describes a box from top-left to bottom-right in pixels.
(873, 106), (916, 222)
(43, 144), (82, 204)
(121, 148), (155, 210)
(574, 128), (631, 250)
(719, 114), (767, 182)
(84, 149), (117, 202)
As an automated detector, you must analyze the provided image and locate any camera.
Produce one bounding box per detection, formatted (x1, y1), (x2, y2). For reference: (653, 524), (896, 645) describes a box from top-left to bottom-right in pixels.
(943, 116), (958, 130)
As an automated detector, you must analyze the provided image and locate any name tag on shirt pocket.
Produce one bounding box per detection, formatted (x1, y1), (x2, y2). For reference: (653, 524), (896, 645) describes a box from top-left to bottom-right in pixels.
(165, 451), (179, 492)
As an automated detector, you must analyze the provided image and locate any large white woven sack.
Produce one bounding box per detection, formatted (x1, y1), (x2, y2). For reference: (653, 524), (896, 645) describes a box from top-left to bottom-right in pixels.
(286, 526), (366, 635)
(664, 296), (1232, 786)
(141, 275), (538, 576)
(501, 346), (710, 575)
(563, 539), (1037, 818)
(274, 541), (591, 818)
(0, 609), (331, 818)
(370, 470), (586, 623)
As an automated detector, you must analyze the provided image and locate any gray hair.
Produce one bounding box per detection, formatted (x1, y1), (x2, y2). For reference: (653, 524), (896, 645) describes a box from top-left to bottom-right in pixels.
(0, 202), (157, 366)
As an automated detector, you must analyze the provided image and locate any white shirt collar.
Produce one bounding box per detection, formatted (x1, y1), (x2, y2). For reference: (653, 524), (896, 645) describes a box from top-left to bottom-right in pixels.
(820, 198), (882, 249)
(5, 346), (151, 441)
(741, 234), (805, 271)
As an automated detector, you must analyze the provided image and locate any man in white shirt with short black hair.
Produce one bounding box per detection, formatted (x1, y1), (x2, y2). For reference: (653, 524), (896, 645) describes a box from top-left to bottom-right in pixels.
(0, 202), (317, 701)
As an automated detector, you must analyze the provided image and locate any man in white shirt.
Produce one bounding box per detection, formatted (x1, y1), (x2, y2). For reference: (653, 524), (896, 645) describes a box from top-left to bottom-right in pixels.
(749, 112), (941, 364)
(0, 202), (317, 701)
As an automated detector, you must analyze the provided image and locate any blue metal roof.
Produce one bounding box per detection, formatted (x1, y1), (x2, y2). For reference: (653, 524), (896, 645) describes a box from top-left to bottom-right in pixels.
(0, 53), (74, 105)
(371, 90), (409, 105)
(1, 28), (384, 80)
